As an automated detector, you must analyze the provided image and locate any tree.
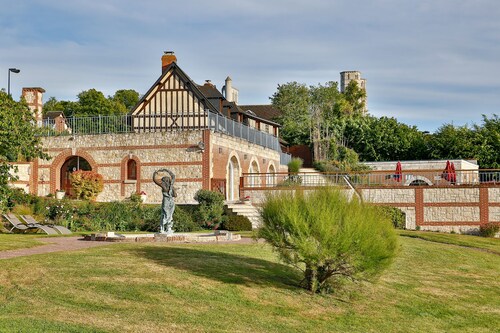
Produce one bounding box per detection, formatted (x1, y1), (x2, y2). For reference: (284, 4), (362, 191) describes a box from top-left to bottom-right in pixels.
(471, 114), (499, 169)
(271, 81), (346, 160)
(0, 92), (46, 211)
(271, 82), (311, 146)
(259, 187), (397, 293)
(112, 89), (140, 110)
(77, 89), (127, 116)
(427, 124), (475, 161)
(341, 80), (367, 115)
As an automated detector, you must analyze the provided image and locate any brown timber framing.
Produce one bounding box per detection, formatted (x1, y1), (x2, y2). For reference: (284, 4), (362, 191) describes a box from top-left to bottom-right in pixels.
(130, 62), (221, 133)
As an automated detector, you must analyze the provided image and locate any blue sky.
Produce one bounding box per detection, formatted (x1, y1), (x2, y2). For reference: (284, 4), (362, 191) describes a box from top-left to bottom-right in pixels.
(1, 0), (499, 132)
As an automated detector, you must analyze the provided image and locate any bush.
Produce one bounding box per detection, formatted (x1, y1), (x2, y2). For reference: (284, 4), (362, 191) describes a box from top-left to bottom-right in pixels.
(222, 215), (253, 231)
(259, 187), (398, 294)
(380, 206), (406, 229)
(70, 170), (104, 200)
(173, 206), (200, 232)
(479, 223), (500, 238)
(194, 189), (225, 228)
(140, 205), (201, 233)
(287, 157), (303, 173)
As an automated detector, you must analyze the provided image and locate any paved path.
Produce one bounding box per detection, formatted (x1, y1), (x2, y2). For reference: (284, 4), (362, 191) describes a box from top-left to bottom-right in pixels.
(0, 237), (113, 260)
(0, 236), (257, 260)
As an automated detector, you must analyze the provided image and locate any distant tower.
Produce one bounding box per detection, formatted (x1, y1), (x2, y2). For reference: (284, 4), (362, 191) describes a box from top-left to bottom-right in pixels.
(22, 87), (45, 126)
(340, 71), (367, 113)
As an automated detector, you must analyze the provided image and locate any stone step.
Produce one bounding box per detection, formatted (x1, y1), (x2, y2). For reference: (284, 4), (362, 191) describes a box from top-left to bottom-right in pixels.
(225, 203), (262, 229)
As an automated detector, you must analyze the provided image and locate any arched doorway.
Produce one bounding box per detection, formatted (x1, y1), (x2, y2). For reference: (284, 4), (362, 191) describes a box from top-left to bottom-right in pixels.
(60, 156), (92, 195)
(227, 156), (240, 201)
(248, 160), (260, 187)
(267, 164), (276, 187)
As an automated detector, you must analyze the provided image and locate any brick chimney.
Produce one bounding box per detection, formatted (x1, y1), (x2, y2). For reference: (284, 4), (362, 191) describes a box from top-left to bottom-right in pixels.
(162, 51), (177, 72)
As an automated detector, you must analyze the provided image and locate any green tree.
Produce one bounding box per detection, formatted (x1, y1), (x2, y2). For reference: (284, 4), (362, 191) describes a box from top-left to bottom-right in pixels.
(271, 82), (311, 146)
(112, 89), (140, 110)
(77, 89), (127, 116)
(472, 114), (499, 168)
(341, 80), (367, 115)
(0, 92), (46, 212)
(427, 124), (475, 161)
(259, 187), (397, 293)
(340, 116), (428, 161)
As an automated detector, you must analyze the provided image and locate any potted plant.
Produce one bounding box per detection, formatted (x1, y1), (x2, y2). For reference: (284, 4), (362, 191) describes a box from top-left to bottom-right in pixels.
(139, 191), (147, 203)
(55, 189), (65, 200)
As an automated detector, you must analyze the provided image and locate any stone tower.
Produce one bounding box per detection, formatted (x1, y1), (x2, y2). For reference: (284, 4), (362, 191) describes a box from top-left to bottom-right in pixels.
(340, 71), (367, 113)
(22, 87), (45, 126)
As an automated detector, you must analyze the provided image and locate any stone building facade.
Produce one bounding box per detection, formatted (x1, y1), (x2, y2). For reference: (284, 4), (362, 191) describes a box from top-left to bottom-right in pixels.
(11, 52), (288, 204)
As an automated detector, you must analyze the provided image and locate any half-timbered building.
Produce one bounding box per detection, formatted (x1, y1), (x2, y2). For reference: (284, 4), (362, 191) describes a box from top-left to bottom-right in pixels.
(13, 52), (289, 204)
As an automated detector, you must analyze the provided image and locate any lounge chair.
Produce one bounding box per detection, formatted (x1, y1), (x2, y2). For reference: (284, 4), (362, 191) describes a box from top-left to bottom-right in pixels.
(2, 213), (31, 233)
(3, 213), (58, 235)
(21, 215), (72, 235)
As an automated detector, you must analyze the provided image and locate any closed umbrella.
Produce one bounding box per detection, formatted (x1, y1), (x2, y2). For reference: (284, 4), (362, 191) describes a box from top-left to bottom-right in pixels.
(442, 160), (451, 181)
(450, 162), (457, 184)
(395, 161), (402, 182)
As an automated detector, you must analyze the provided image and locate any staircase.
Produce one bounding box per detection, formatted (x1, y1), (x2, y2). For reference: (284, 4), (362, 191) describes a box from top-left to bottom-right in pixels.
(225, 201), (262, 229)
(299, 167), (329, 185)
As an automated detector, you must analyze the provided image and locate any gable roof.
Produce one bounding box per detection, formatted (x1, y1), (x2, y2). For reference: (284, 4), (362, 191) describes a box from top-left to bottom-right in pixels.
(130, 62), (220, 116)
(238, 104), (282, 122)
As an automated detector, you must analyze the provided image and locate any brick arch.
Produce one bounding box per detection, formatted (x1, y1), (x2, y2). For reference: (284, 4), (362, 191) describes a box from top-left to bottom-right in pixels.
(50, 149), (99, 194)
(247, 156), (261, 187)
(120, 155), (141, 196)
(227, 152), (242, 201)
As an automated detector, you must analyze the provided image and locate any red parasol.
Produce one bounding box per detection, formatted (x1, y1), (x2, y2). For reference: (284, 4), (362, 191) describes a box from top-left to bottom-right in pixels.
(450, 162), (457, 184)
(395, 161), (402, 182)
(442, 160), (451, 181)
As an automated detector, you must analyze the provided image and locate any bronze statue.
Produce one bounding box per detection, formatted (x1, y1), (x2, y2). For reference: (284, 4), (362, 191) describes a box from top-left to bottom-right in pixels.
(153, 169), (176, 234)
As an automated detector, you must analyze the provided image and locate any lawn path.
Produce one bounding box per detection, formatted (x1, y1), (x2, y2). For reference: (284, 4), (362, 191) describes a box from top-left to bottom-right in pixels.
(0, 237), (114, 259)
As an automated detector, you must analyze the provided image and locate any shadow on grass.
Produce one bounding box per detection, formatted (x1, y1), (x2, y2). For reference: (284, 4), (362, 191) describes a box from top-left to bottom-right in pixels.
(132, 245), (302, 290)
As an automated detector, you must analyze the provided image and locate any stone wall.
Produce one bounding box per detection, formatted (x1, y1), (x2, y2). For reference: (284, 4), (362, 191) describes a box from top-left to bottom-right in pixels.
(241, 184), (500, 234)
(38, 131), (205, 204)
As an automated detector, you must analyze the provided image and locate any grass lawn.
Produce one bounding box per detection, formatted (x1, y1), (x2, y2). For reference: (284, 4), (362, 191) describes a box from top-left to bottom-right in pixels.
(0, 234), (46, 251)
(0, 232), (498, 333)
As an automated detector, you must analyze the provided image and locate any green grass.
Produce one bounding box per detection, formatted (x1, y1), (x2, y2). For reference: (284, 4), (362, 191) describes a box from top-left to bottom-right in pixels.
(0, 234), (499, 332)
(0, 234), (46, 251)
(399, 229), (500, 254)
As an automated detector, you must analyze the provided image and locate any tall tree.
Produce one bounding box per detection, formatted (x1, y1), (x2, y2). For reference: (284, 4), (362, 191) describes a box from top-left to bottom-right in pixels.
(271, 82), (311, 146)
(112, 89), (140, 110)
(0, 92), (46, 211)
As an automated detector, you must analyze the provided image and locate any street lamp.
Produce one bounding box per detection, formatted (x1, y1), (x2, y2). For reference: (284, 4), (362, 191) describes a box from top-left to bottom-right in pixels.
(8, 68), (20, 97)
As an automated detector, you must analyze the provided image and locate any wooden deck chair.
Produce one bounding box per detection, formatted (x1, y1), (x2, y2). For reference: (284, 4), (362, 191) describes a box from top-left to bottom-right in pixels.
(2, 213), (31, 233)
(21, 215), (71, 235)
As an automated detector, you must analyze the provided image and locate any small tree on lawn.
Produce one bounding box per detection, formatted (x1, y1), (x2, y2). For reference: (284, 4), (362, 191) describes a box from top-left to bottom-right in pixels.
(70, 170), (104, 200)
(259, 187), (398, 293)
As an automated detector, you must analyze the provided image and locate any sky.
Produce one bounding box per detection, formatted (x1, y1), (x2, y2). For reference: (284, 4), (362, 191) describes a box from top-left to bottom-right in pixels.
(1, 0), (499, 132)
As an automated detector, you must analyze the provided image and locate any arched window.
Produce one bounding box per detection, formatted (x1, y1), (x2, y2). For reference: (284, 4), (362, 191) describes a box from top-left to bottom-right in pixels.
(127, 159), (137, 180)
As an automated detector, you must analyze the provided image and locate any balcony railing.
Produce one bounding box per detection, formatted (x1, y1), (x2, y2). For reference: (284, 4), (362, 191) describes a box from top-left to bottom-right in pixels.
(39, 112), (291, 158)
(240, 169), (500, 188)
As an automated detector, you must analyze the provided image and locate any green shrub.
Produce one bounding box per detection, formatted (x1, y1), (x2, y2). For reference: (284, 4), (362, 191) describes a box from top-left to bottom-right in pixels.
(379, 206), (406, 229)
(259, 187), (398, 294)
(479, 223), (499, 238)
(139, 205), (200, 233)
(287, 157), (303, 173)
(194, 190), (225, 228)
(70, 170), (104, 200)
(222, 215), (253, 231)
(173, 206), (200, 232)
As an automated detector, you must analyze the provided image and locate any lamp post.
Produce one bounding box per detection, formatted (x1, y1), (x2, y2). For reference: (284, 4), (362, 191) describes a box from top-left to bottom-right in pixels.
(8, 68), (20, 97)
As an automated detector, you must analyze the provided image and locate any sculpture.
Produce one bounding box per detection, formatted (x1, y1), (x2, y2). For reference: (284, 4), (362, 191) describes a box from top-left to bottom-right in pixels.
(153, 169), (176, 234)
